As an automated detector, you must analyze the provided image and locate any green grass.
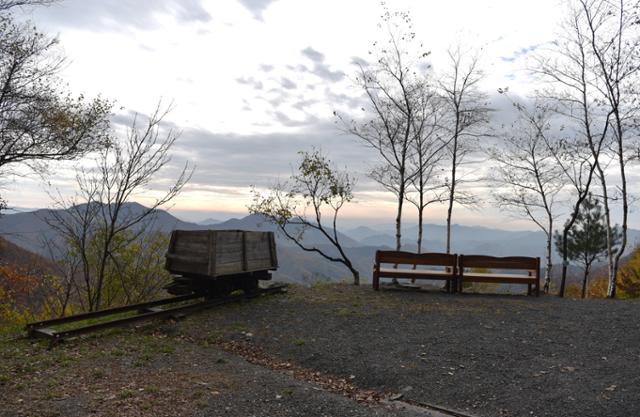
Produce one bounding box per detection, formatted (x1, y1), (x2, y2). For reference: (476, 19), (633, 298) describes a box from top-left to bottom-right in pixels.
(117, 388), (134, 400)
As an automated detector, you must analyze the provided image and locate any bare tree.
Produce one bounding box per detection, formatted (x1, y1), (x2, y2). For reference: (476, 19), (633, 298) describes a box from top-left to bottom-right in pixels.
(576, 0), (640, 297)
(488, 97), (563, 293)
(439, 47), (490, 254)
(337, 8), (430, 253)
(405, 92), (448, 255)
(531, 0), (622, 296)
(249, 149), (360, 285)
(46, 104), (192, 311)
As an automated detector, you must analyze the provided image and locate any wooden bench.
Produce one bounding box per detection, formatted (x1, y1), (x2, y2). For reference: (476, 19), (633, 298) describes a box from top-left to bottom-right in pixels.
(372, 251), (458, 292)
(457, 255), (540, 296)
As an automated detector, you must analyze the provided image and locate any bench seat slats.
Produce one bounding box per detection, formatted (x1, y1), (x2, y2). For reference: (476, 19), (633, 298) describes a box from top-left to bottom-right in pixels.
(373, 252), (458, 292)
(459, 254), (540, 296)
(377, 268), (456, 279)
(461, 272), (537, 284)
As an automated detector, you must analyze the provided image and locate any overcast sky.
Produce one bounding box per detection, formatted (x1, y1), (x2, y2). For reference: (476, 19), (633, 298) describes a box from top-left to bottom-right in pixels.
(10, 0), (636, 230)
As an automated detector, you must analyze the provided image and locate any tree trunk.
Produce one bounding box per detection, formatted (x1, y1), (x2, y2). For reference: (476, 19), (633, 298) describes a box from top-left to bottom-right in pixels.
(350, 267), (360, 286)
(596, 164), (615, 298)
(609, 128), (628, 298)
(581, 264), (591, 299)
(446, 140), (457, 254)
(395, 181), (405, 252)
(417, 206), (424, 255)
(543, 226), (553, 294)
(446, 114), (459, 254)
(559, 226), (571, 298)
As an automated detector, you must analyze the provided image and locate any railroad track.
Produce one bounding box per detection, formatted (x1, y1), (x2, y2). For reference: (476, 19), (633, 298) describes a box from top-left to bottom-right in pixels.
(26, 283), (288, 346)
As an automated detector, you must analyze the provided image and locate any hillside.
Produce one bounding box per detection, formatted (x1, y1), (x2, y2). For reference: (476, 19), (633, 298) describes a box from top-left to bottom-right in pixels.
(0, 237), (56, 275)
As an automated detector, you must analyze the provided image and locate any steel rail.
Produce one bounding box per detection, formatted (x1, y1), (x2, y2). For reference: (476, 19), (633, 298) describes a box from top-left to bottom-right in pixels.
(26, 284), (287, 345)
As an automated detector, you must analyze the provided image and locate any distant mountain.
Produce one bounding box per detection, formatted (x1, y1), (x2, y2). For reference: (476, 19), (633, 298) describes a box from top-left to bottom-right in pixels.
(0, 203), (202, 255)
(1, 203), (638, 287)
(197, 218), (220, 225)
(344, 226), (381, 241)
(0, 204), (362, 283)
(209, 214), (360, 248)
(344, 223), (640, 262)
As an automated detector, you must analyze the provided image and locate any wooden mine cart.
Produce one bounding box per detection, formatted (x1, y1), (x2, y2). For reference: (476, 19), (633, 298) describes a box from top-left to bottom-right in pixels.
(164, 230), (278, 296)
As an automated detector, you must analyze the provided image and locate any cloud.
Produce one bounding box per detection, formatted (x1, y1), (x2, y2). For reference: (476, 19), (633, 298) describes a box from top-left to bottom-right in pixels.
(299, 46), (345, 82)
(279, 77), (297, 90)
(350, 56), (368, 67)
(236, 76), (264, 90)
(30, 0), (211, 31)
(168, 123), (374, 190)
(237, 0), (278, 20)
(500, 44), (542, 62)
(273, 111), (318, 127)
(311, 64), (345, 82)
(301, 46), (325, 63)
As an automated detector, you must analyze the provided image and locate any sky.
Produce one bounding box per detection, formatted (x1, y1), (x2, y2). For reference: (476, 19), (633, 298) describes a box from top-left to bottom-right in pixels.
(8, 0), (635, 230)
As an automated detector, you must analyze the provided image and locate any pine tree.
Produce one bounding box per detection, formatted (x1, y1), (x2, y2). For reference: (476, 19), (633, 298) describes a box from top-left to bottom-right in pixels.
(554, 194), (621, 298)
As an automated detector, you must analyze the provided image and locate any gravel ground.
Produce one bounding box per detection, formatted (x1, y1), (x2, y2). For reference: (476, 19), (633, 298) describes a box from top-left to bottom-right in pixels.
(184, 284), (640, 417)
(2, 283), (639, 417)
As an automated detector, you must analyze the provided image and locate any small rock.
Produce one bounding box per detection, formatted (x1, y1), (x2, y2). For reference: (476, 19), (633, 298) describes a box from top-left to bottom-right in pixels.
(389, 393), (403, 401)
(275, 394), (282, 400)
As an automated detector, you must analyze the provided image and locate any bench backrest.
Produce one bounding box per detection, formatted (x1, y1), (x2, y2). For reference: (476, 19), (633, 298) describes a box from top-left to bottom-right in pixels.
(459, 255), (539, 272)
(375, 251), (457, 268)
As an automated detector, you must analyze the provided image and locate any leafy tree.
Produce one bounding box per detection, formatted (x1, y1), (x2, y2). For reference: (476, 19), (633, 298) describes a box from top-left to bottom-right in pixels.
(0, 1), (111, 211)
(0, 263), (59, 327)
(249, 149), (359, 285)
(589, 246), (640, 299)
(555, 194), (621, 298)
(616, 247), (640, 298)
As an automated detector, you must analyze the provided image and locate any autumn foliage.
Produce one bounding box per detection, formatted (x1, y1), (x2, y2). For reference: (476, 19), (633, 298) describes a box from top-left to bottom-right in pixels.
(0, 264), (60, 327)
(588, 246), (640, 299)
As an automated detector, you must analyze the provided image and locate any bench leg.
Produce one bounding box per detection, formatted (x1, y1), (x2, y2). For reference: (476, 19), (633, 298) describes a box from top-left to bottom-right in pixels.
(373, 271), (379, 291)
(457, 278), (463, 294)
(536, 283), (540, 297)
(445, 280), (451, 293)
(527, 283), (532, 296)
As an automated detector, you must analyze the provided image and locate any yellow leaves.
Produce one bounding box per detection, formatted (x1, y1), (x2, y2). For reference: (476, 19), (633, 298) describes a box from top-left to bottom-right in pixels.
(0, 264), (60, 328)
(587, 246), (640, 298)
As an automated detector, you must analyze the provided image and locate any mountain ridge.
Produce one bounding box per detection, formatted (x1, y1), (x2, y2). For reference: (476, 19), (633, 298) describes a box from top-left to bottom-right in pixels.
(1, 203), (637, 284)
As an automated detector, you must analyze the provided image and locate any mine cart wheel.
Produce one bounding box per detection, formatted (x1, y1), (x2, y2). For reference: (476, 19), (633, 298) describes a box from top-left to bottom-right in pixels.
(237, 274), (260, 294)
